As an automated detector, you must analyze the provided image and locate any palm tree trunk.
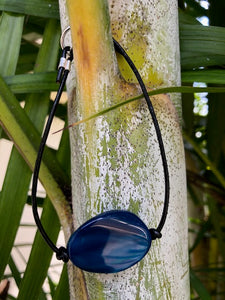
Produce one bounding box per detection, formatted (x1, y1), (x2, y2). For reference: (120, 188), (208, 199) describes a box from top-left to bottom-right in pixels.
(59, 0), (190, 299)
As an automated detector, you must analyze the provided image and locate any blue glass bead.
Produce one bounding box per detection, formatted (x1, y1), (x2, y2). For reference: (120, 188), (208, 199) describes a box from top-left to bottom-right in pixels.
(67, 210), (152, 273)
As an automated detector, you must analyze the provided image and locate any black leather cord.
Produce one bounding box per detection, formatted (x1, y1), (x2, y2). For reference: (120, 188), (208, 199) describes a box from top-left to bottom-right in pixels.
(31, 49), (72, 262)
(113, 39), (170, 236)
(31, 37), (169, 262)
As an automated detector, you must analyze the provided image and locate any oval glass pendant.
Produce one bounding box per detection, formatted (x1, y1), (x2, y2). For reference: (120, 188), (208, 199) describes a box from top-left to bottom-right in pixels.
(67, 210), (152, 273)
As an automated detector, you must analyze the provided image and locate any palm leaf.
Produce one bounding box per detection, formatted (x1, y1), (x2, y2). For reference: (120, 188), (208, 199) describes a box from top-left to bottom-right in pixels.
(17, 198), (60, 300)
(0, 0), (59, 19)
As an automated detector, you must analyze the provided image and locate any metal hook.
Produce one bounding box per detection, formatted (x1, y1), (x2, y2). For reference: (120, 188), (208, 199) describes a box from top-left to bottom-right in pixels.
(60, 26), (71, 50)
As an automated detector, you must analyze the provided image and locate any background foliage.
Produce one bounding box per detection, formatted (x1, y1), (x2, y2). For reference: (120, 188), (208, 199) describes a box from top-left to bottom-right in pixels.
(0, 0), (225, 299)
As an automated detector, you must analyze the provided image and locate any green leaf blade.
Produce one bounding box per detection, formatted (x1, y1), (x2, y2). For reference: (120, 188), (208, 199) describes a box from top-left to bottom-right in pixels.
(17, 199), (60, 300)
(190, 269), (212, 300)
(0, 12), (24, 76)
(0, 0), (59, 19)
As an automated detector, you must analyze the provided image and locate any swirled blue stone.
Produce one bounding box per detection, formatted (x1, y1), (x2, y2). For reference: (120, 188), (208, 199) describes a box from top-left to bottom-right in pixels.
(67, 210), (151, 273)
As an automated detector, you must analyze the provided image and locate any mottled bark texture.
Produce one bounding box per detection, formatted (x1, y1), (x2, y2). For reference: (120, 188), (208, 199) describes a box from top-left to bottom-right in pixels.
(59, 0), (190, 299)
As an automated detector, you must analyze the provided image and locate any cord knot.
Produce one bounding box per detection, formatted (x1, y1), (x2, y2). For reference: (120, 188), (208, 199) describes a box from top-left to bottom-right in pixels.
(149, 228), (162, 240)
(56, 246), (69, 263)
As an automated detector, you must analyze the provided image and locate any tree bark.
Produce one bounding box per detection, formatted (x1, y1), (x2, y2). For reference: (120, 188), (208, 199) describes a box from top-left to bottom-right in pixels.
(59, 0), (190, 299)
